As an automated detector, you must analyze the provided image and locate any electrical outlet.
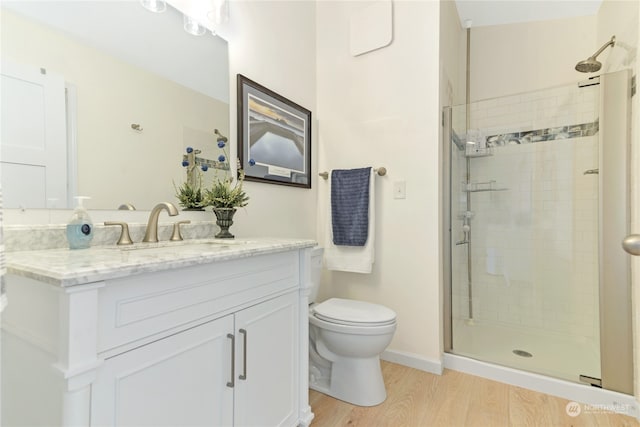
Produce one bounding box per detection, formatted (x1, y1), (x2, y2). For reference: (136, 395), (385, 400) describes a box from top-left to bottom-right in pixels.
(394, 181), (406, 199)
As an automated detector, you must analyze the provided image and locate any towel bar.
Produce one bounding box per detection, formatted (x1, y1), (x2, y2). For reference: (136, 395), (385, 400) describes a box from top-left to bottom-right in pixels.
(319, 167), (387, 180)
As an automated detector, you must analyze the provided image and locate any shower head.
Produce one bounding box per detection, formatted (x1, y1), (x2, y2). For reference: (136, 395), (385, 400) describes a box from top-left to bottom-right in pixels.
(575, 35), (616, 73)
(575, 58), (603, 73)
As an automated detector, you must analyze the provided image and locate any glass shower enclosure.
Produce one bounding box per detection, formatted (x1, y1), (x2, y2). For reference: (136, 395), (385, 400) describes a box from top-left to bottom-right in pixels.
(443, 70), (633, 394)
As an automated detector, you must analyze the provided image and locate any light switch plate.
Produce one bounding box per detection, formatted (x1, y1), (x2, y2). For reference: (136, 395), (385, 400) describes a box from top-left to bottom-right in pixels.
(394, 181), (406, 199)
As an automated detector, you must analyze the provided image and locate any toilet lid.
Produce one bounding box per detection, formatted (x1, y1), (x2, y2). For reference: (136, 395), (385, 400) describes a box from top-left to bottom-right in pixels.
(313, 298), (396, 326)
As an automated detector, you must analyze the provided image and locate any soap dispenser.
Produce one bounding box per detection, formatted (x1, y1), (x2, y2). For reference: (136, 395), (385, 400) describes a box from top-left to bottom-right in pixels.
(66, 196), (94, 249)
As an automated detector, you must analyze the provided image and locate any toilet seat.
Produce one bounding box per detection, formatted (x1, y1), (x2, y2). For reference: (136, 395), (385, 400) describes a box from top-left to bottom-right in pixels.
(312, 298), (396, 327)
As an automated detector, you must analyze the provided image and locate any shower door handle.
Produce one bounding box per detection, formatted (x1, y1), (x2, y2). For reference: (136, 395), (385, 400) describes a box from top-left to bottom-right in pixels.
(622, 234), (640, 256)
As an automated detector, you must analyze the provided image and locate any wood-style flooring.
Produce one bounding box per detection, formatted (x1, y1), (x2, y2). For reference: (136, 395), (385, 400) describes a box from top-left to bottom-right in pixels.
(309, 361), (639, 427)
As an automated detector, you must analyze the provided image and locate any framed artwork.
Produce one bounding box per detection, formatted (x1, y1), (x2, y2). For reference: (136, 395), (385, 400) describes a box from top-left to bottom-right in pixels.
(237, 74), (312, 188)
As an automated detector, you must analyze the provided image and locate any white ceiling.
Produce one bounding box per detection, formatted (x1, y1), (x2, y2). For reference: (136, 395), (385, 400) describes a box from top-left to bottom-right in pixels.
(454, 0), (603, 27)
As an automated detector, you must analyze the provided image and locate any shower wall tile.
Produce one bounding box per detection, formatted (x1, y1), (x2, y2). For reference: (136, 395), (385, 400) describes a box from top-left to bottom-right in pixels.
(463, 131), (600, 342)
(452, 81), (600, 348)
(471, 83), (599, 138)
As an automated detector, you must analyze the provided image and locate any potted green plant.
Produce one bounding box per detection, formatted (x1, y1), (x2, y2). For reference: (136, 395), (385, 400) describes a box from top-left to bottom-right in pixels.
(204, 131), (249, 238)
(174, 181), (206, 211)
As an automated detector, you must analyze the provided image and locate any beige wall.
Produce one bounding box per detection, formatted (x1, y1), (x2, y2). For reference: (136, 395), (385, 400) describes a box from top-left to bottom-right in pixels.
(221, 0), (318, 239)
(440, 0), (466, 108)
(316, 0), (442, 370)
(597, 0), (638, 75)
(596, 0), (640, 405)
(470, 15), (597, 102)
(1, 9), (228, 210)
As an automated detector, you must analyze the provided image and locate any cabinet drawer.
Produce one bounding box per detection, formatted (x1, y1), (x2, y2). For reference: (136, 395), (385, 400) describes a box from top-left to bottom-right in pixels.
(97, 251), (299, 354)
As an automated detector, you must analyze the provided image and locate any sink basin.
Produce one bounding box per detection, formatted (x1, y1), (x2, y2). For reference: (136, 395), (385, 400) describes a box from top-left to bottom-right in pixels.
(109, 239), (255, 251)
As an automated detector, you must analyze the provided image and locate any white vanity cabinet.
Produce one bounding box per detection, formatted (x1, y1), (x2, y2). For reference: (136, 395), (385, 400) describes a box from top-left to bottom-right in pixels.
(90, 292), (299, 427)
(1, 242), (314, 427)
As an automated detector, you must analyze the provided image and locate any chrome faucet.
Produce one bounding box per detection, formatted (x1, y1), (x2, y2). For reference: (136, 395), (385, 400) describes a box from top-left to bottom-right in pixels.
(143, 202), (179, 243)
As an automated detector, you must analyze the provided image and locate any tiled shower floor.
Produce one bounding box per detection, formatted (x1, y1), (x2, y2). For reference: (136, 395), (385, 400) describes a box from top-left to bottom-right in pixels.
(451, 318), (601, 384)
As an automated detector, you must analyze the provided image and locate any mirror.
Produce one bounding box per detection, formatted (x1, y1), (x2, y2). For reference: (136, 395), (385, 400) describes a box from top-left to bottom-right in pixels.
(0, 1), (229, 210)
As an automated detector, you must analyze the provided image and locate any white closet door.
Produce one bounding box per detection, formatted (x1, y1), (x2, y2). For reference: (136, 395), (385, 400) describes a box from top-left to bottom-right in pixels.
(1, 60), (68, 208)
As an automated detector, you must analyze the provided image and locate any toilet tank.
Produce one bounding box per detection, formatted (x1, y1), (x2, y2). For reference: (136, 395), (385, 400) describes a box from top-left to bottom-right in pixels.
(309, 247), (324, 303)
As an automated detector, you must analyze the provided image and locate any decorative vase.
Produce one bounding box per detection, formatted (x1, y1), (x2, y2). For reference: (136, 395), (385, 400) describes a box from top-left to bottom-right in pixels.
(213, 207), (236, 238)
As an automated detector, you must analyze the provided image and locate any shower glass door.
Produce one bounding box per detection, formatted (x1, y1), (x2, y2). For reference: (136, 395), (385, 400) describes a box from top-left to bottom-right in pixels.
(446, 80), (602, 384)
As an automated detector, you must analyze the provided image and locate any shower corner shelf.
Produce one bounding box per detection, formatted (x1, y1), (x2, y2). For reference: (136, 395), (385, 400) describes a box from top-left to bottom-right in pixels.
(464, 181), (508, 193)
(464, 188), (509, 193)
(465, 151), (494, 158)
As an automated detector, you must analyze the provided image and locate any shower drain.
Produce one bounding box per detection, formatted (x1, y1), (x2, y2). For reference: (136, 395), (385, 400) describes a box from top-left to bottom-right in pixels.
(513, 349), (533, 358)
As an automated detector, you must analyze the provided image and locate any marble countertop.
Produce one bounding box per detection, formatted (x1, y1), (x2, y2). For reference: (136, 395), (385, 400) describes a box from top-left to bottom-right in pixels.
(6, 238), (317, 287)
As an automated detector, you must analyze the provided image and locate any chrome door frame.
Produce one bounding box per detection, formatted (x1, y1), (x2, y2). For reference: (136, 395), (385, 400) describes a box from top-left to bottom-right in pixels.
(443, 106), (453, 353)
(599, 69), (633, 394)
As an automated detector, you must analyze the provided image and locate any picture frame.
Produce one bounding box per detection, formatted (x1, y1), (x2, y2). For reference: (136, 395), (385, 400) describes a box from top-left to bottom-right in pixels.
(237, 74), (312, 188)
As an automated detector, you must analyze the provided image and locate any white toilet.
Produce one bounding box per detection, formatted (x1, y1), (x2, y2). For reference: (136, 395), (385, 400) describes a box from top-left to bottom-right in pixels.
(308, 247), (397, 406)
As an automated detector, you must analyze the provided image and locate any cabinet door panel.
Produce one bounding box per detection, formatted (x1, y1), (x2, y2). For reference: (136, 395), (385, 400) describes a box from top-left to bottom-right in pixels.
(91, 316), (234, 426)
(234, 293), (299, 427)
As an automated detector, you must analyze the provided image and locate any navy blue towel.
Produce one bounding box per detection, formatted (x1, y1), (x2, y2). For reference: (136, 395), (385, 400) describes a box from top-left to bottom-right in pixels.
(331, 167), (371, 246)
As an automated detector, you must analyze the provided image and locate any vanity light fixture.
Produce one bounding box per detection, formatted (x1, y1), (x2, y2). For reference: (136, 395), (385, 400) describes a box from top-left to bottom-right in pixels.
(183, 14), (206, 36)
(206, 0), (228, 36)
(140, 0), (166, 13)
(207, 0), (229, 25)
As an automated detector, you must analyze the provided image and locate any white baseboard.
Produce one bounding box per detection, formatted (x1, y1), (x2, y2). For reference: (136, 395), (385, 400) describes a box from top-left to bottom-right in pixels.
(381, 349), (443, 375)
(299, 406), (314, 427)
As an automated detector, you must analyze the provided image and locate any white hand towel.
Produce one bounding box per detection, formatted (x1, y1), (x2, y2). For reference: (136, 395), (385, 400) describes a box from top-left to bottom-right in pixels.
(324, 168), (375, 273)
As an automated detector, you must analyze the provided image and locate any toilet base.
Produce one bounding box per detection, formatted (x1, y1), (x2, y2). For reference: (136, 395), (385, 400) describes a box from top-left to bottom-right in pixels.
(309, 355), (387, 407)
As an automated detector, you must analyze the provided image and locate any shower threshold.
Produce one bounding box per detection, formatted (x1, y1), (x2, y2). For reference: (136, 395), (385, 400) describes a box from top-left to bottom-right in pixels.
(450, 318), (600, 385)
(443, 353), (638, 419)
